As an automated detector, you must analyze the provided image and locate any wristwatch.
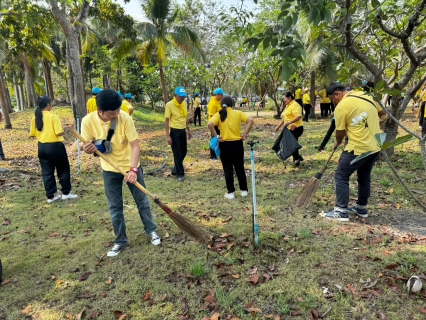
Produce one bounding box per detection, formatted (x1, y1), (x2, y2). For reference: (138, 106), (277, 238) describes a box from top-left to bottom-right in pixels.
(130, 167), (139, 174)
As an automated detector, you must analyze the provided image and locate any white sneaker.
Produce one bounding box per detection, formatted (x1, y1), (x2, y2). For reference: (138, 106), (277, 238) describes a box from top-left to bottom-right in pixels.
(62, 193), (78, 200)
(150, 231), (161, 246)
(241, 190), (248, 197)
(47, 194), (61, 204)
(107, 244), (124, 257)
(224, 192), (235, 199)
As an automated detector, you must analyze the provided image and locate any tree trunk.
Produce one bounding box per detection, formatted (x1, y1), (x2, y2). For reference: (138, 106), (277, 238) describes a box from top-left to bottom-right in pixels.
(5, 86), (13, 114)
(0, 69), (12, 129)
(50, 0), (89, 123)
(158, 60), (169, 104)
(19, 83), (26, 109)
(310, 70), (316, 118)
(13, 75), (21, 111)
(382, 95), (404, 156)
(21, 54), (36, 108)
(43, 59), (55, 100)
(78, 35), (87, 103)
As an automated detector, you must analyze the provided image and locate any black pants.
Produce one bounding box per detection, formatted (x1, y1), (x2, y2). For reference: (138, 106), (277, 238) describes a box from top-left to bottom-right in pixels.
(210, 125), (220, 159)
(318, 118), (336, 150)
(193, 107), (201, 126)
(219, 140), (248, 193)
(330, 102), (335, 113)
(296, 99), (303, 114)
(0, 139), (5, 160)
(170, 128), (187, 177)
(303, 104), (311, 121)
(290, 126), (304, 161)
(320, 103), (331, 117)
(419, 102), (425, 126)
(38, 142), (71, 198)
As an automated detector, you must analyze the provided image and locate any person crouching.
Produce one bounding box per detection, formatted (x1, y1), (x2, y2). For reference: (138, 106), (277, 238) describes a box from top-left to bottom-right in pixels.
(208, 95), (254, 199)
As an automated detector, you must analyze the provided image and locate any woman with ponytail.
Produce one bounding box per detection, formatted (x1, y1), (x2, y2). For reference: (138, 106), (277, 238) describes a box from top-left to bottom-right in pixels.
(30, 96), (77, 203)
(208, 95), (254, 200)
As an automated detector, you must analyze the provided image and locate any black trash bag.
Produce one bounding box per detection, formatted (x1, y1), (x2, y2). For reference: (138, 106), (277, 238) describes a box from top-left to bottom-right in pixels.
(272, 128), (302, 161)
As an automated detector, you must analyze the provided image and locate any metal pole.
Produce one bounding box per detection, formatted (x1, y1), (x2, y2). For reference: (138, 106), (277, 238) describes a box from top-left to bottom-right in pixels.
(250, 142), (259, 246)
(77, 115), (81, 173)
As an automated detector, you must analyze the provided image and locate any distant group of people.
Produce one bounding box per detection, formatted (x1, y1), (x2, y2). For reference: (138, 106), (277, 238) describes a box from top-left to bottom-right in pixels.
(87, 87), (134, 116)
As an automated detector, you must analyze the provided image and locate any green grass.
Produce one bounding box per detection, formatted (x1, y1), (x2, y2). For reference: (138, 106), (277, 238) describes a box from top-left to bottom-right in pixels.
(0, 107), (426, 319)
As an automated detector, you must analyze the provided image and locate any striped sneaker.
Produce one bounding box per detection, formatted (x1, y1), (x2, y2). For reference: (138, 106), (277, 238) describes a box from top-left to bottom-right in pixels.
(325, 210), (349, 222)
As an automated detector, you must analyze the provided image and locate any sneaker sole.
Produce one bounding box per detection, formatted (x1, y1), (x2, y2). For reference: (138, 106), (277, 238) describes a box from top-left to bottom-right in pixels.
(151, 240), (161, 246)
(356, 213), (368, 218)
(325, 216), (349, 222)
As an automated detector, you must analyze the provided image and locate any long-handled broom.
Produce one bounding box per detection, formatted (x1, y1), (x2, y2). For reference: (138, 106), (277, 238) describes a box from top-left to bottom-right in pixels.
(294, 147), (337, 209)
(69, 129), (212, 245)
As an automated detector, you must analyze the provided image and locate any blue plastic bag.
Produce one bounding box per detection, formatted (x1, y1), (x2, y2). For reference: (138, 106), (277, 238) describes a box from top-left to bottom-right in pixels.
(210, 136), (221, 157)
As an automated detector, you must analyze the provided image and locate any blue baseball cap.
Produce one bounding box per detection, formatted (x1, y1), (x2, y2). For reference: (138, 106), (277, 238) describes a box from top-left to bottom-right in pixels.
(174, 87), (187, 97)
(214, 88), (224, 95)
(116, 91), (123, 98)
(194, 92), (199, 96)
(92, 87), (101, 95)
(124, 93), (133, 99)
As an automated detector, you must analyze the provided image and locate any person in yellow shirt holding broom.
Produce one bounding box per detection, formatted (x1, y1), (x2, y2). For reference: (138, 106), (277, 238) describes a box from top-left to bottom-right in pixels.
(164, 87), (192, 182)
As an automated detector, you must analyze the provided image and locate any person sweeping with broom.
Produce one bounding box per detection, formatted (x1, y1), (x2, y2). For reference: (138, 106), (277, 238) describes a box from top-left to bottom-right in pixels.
(81, 89), (161, 257)
(324, 83), (382, 222)
(208, 95), (254, 200)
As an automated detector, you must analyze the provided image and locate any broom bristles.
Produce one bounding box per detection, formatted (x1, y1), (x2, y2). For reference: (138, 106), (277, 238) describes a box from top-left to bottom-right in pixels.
(169, 211), (212, 244)
(294, 177), (320, 209)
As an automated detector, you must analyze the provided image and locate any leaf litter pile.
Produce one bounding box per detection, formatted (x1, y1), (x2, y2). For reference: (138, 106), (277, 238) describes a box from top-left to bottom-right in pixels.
(1, 107), (426, 319)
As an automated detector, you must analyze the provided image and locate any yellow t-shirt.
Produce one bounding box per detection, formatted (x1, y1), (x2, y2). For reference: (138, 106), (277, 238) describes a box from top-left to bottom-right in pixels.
(164, 99), (188, 129)
(242, 97), (248, 103)
(208, 97), (222, 120)
(319, 89), (331, 103)
(121, 100), (132, 115)
(210, 108), (250, 141)
(30, 111), (64, 143)
(282, 100), (303, 128)
(295, 89), (302, 99)
(302, 93), (310, 105)
(81, 110), (139, 172)
(193, 97), (200, 109)
(334, 91), (382, 155)
(87, 96), (98, 113)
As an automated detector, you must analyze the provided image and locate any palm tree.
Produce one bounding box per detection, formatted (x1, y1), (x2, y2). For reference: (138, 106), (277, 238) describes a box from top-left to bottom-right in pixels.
(137, 0), (204, 103)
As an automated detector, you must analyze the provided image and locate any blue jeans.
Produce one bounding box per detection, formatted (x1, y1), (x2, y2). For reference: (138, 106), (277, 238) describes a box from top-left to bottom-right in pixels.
(103, 166), (157, 246)
(334, 151), (379, 213)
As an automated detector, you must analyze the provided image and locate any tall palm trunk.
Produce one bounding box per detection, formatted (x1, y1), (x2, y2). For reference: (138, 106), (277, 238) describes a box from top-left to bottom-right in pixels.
(43, 59), (55, 99)
(310, 70), (316, 118)
(13, 75), (21, 111)
(0, 69), (12, 129)
(22, 54), (36, 108)
(159, 60), (168, 104)
(19, 83), (26, 109)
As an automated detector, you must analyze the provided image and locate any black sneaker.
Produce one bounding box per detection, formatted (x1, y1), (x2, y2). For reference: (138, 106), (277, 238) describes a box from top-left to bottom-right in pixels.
(107, 244), (125, 257)
(347, 206), (368, 218)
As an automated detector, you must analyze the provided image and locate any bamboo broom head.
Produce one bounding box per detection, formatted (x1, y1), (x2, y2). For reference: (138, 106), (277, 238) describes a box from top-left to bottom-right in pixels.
(294, 176), (321, 209)
(168, 211), (212, 244)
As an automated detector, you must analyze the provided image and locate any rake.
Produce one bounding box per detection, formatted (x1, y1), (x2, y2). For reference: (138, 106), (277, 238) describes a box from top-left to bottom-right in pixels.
(69, 129), (212, 244)
(294, 148), (337, 209)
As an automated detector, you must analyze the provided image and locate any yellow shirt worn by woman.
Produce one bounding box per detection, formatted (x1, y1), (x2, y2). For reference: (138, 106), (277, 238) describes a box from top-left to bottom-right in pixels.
(319, 89), (331, 103)
(30, 111), (64, 143)
(208, 97), (222, 120)
(87, 96), (98, 113)
(210, 108), (249, 141)
(121, 100), (132, 115)
(193, 97), (201, 109)
(164, 98), (188, 129)
(282, 100), (303, 128)
(295, 89), (302, 99)
(81, 110), (138, 172)
(302, 93), (311, 105)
